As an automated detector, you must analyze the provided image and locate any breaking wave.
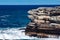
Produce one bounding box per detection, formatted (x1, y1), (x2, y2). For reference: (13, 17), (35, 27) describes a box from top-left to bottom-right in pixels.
(0, 27), (39, 39)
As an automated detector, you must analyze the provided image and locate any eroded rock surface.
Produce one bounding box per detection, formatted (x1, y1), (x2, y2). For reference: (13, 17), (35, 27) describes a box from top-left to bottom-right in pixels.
(25, 6), (60, 38)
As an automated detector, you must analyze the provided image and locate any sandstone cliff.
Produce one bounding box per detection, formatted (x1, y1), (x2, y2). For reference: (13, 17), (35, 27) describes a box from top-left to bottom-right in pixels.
(25, 6), (60, 38)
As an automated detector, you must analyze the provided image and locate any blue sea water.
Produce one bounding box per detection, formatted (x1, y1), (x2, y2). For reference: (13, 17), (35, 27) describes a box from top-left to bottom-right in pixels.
(0, 5), (60, 28)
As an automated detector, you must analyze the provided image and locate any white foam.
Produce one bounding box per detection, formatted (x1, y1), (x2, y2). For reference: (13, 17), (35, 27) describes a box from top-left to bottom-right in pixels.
(0, 28), (38, 39)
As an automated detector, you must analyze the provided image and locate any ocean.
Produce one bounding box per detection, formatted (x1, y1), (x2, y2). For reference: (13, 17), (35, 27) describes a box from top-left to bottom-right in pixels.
(0, 5), (60, 28)
(0, 5), (60, 39)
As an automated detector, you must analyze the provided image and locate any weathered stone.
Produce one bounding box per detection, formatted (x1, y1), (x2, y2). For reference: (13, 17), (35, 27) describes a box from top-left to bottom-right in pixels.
(25, 6), (60, 38)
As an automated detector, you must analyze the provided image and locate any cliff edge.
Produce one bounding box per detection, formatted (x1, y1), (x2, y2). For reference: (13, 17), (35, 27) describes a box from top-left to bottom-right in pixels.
(25, 6), (60, 38)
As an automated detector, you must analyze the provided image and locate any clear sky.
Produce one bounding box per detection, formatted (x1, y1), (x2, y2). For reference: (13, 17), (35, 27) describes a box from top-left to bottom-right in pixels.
(0, 0), (60, 5)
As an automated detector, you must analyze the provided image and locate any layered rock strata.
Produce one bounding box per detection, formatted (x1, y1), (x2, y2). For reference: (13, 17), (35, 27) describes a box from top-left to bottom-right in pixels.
(25, 6), (60, 38)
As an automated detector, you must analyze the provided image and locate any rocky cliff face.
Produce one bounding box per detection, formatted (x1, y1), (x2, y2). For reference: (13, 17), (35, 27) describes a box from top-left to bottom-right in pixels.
(25, 6), (60, 38)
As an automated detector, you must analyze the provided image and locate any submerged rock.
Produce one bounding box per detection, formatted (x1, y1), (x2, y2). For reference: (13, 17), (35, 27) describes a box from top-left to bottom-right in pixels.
(25, 6), (60, 38)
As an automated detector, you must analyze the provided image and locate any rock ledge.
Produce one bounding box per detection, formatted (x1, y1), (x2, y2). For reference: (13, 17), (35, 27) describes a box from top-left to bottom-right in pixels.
(25, 6), (60, 38)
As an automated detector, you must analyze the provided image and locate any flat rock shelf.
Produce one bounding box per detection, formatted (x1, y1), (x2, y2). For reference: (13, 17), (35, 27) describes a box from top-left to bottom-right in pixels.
(25, 6), (60, 38)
